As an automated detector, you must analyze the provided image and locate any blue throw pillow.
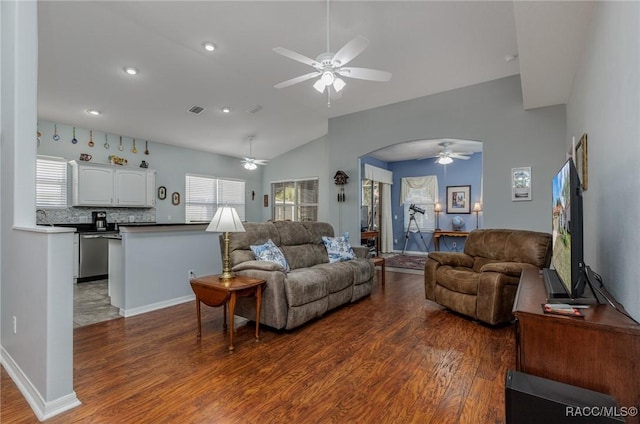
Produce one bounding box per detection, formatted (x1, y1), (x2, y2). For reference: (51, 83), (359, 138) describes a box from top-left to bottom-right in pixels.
(250, 239), (290, 271)
(322, 232), (355, 263)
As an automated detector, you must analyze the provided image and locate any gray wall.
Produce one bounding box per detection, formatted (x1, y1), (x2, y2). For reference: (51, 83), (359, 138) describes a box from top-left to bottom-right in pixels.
(37, 120), (264, 223)
(566, 1), (640, 321)
(266, 75), (567, 240)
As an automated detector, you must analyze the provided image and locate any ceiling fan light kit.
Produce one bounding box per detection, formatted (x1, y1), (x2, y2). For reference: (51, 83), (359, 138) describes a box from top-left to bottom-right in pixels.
(241, 136), (268, 170)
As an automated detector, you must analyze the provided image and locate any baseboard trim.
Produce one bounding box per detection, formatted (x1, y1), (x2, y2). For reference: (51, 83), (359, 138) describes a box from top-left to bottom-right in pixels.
(0, 347), (81, 421)
(120, 294), (195, 317)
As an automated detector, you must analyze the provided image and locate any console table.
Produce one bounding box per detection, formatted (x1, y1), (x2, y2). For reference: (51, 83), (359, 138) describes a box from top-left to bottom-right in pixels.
(432, 230), (469, 251)
(513, 269), (640, 421)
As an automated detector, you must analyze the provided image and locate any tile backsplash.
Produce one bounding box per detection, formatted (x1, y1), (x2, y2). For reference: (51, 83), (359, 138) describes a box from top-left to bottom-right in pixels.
(37, 207), (156, 225)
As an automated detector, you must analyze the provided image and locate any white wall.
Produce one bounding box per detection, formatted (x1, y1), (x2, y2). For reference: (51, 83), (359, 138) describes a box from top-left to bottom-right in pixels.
(1, 1), (80, 419)
(37, 120), (264, 223)
(566, 1), (640, 321)
(267, 76), (567, 239)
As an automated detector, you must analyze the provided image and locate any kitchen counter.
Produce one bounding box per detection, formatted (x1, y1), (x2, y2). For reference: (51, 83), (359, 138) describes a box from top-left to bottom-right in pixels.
(108, 223), (220, 317)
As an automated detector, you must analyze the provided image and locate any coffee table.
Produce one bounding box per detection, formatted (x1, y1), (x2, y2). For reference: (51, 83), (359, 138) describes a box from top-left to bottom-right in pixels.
(190, 274), (266, 353)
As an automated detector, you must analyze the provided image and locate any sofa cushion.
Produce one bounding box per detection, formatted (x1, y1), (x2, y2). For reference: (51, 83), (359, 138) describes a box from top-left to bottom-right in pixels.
(312, 262), (354, 293)
(344, 258), (375, 285)
(250, 239), (290, 271)
(273, 221), (312, 245)
(464, 229), (552, 268)
(322, 232), (355, 263)
(435, 266), (480, 295)
(283, 268), (329, 306)
(281, 245), (328, 269)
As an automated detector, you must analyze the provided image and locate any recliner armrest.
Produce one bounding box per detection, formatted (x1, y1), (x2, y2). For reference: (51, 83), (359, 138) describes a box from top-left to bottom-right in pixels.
(479, 261), (538, 278)
(232, 260), (286, 273)
(427, 252), (474, 268)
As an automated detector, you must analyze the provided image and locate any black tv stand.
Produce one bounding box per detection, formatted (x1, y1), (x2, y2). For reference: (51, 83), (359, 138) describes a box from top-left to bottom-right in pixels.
(543, 266), (600, 305)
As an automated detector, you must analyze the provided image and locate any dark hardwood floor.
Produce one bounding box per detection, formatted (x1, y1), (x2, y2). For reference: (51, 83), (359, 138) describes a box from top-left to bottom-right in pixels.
(1, 270), (515, 423)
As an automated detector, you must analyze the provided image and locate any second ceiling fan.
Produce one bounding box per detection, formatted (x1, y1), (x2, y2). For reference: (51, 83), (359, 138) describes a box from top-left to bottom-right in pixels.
(427, 142), (472, 164)
(273, 0), (391, 104)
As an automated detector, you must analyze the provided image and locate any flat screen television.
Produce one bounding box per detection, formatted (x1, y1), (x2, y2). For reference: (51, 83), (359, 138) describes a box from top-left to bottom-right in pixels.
(544, 158), (589, 300)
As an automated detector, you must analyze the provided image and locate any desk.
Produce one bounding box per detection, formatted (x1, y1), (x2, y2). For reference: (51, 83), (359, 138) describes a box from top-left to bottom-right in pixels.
(513, 269), (640, 421)
(433, 230), (469, 251)
(361, 230), (379, 256)
(190, 274), (266, 353)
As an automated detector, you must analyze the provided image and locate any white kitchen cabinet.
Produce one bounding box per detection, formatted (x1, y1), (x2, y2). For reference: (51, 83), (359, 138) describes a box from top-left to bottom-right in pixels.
(145, 170), (156, 207)
(71, 162), (114, 206)
(70, 161), (156, 207)
(115, 169), (147, 206)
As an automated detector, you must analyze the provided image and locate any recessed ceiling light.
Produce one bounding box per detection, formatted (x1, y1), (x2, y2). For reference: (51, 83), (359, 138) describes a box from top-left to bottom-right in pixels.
(87, 109), (101, 116)
(123, 67), (138, 76)
(221, 107), (231, 113)
(203, 42), (216, 52)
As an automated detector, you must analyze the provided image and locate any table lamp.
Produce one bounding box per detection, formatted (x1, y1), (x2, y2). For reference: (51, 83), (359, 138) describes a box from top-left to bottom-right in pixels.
(434, 202), (442, 231)
(473, 202), (482, 229)
(206, 206), (245, 279)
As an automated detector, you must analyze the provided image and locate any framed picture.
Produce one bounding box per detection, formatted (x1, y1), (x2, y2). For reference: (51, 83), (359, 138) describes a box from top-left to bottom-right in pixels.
(171, 192), (180, 205)
(512, 167), (532, 201)
(158, 186), (167, 200)
(263, 194), (269, 207)
(575, 133), (588, 191)
(446, 185), (471, 214)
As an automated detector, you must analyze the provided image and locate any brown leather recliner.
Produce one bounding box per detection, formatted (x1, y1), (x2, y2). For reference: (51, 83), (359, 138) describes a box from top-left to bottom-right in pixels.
(424, 229), (552, 325)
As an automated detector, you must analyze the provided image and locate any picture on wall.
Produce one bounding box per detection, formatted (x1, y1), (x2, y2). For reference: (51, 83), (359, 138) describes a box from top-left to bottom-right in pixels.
(511, 167), (532, 201)
(446, 185), (471, 214)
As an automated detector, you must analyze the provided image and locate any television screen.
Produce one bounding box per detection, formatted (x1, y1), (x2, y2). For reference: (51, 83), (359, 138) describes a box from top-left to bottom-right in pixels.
(548, 158), (585, 299)
(551, 160), (573, 294)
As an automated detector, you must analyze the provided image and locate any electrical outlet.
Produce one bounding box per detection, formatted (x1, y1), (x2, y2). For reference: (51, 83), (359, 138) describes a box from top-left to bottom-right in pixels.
(452, 242), (457, 251)
(12, 316), (17, 334)
(188, 270), (196, 280)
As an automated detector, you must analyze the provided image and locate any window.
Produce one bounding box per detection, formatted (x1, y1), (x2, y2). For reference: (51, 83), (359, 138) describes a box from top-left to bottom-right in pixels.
(36, 156), (67, 208)
(272, 178), (318, 221)
(185, 174), (245, 222)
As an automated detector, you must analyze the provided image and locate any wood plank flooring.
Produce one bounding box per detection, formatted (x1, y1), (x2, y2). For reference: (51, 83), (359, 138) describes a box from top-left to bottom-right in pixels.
(1, 270), (515, 423)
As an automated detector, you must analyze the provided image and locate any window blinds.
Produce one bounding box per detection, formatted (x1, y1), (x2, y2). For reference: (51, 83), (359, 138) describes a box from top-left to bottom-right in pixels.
(185, 174), (245, 222)
(36, 156), (67, 208)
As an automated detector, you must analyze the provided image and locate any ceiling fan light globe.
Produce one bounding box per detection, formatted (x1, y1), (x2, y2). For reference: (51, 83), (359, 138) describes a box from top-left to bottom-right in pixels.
(333, 78), (346, 93)
(321, 71), (335, 86)
(437, 156), (453, 165)
(313, 79), (326, 93)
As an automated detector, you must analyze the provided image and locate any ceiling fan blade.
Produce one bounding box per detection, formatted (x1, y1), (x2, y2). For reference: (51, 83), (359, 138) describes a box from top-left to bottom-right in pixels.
(273, 47), (318, 67)
(274, 72), (321, 89)
(339, 67), (392, 82)
(332, 36), (369, 66)
(450, 153), (471, 160)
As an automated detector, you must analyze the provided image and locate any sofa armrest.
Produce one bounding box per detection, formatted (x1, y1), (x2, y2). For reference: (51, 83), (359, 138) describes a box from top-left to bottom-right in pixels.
(427, 252), (474, 268)
(352, 245), (370, 259)
(479, 261), (538, 278)
(232, 260), (286, 273)
(233, 267), (289, 330)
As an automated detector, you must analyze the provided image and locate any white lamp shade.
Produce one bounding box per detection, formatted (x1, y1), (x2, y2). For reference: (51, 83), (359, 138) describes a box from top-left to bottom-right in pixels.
(473, 202), (482, 212)
(206, 207), (246, 233)
(434, 202), (442, 212)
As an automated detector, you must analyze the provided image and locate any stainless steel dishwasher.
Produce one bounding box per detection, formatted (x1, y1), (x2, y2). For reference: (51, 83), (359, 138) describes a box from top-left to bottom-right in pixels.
(78, 232), (117, 282)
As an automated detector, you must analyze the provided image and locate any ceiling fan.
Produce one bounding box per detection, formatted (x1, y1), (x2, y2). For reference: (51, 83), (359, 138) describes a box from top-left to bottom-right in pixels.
(427, 142), (472, 164)
(273, 0), (391, 105)
(241, 137), (268, 170)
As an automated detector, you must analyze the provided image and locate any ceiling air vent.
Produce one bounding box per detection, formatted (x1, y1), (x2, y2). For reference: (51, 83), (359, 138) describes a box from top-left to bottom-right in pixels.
(188, 105), (205, 115)
(247, 105), (263, 114)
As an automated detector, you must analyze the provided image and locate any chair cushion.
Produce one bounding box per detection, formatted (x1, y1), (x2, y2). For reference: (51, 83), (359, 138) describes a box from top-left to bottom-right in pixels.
(435, 266), (480, 295)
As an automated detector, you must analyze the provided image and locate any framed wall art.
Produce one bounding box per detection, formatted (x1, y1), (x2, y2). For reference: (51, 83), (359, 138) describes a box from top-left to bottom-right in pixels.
(575, 133), (588, 191)
(512, 167), (532, 201)
(446, 185), (471, 214)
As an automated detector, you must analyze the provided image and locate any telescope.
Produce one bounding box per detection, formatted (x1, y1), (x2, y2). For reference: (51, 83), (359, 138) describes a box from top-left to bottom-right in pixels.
(409, 204), (425, 215)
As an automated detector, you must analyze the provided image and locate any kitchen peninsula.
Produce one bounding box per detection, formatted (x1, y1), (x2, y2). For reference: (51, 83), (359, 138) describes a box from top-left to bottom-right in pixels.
(108, 223), (222, 317)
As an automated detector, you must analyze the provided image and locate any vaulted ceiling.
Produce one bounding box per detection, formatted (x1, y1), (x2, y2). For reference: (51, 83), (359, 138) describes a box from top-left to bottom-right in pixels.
(37, 1), (593, 162)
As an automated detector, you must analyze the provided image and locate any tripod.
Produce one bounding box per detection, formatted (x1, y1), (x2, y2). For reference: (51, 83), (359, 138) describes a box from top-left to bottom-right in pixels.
(402, 212), (429, 255)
